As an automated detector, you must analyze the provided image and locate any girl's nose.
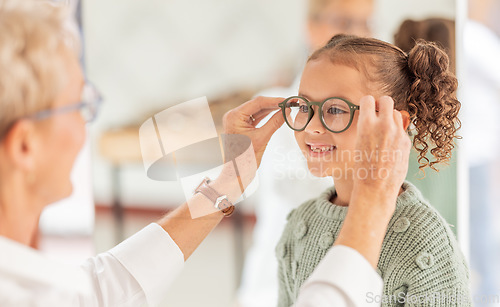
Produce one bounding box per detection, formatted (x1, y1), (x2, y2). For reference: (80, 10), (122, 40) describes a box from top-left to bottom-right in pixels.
(304, 106), (325, 134)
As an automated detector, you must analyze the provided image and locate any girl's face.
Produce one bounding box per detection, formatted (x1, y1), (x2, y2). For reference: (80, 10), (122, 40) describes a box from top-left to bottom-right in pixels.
(294, 57), (374, 179)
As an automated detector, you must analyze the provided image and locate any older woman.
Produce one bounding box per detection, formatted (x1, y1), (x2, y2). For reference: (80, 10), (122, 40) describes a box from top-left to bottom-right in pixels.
(0, 1), (411, 306)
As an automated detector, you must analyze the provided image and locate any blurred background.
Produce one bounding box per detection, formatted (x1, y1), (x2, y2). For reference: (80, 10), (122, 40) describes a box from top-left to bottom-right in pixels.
(37, 0), (500, 306)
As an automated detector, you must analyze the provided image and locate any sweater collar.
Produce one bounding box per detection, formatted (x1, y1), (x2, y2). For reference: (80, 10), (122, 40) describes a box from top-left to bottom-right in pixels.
(315, 181), (422, 220)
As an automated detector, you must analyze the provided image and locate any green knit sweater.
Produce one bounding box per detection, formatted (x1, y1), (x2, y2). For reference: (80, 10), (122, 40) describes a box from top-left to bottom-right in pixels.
(276, 181), (471, 306)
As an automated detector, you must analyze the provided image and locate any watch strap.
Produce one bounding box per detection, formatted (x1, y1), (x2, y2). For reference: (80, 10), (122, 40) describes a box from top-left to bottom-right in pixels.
(195, 178), (235, 217)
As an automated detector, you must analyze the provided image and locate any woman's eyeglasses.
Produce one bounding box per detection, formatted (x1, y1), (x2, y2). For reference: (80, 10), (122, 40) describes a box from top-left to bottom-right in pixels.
(30, 83), (102, 123)
(278, 96), (360, 133)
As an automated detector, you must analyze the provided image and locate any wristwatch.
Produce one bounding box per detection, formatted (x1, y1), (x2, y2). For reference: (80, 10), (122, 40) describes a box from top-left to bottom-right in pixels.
(195, 177), (235, 217)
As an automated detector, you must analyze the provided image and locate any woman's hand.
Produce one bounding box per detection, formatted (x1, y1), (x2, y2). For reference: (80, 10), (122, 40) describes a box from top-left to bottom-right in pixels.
(336, 95), (411, 268)
(223, 96), (285, 167)
(353, 95), (411, 212)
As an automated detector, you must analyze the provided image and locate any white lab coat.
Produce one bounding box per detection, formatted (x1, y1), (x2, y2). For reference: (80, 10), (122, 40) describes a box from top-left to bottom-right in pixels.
(0, 224), (183, 306)
(0, 224), (382, 306)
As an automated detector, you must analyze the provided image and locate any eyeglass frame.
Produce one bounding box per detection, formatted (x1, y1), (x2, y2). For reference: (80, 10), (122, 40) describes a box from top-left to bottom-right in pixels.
(278, 95), (360, 133)
(28, 83), (103, 123)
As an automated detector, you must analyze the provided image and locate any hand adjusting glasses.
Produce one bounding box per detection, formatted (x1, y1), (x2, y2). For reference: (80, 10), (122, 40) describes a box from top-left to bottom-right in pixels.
(278, 96), (359, 133)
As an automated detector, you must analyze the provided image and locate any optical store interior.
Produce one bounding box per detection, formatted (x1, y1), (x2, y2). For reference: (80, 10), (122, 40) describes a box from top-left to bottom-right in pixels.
(27, 0), (500, 306)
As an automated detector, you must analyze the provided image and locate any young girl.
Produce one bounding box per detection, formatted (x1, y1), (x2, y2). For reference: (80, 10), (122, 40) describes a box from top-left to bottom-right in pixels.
(276, 34), (471, 306)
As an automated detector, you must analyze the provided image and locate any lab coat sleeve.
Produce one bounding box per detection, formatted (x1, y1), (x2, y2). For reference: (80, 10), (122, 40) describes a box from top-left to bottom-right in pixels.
(294, 245), (383, 307)
(80, 223), (184, 307)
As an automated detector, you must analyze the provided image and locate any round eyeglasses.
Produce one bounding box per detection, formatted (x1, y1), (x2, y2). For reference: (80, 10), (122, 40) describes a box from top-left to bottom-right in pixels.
(278, 96), (360, 133)
(30, 83), (103, 123)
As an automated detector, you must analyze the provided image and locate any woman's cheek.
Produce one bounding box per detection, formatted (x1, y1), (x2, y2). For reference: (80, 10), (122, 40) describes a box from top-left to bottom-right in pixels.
(65, 114), (86, 152)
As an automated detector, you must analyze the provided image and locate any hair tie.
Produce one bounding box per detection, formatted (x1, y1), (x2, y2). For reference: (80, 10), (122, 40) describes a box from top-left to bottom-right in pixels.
(404, 52), (410, 63)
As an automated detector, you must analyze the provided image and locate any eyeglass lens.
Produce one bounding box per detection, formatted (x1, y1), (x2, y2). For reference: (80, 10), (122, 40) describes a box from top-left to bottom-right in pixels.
(284, 97), (352, 132)
(80, 84), (101, 122)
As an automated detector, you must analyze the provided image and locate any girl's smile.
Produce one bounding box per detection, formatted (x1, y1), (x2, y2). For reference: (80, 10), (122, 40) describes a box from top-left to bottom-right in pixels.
(295, 57), (375, 178)
(305, 142), (336, 158)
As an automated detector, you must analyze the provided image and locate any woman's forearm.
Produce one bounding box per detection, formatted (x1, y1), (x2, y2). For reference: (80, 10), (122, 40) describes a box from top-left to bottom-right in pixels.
(158, 96), (284, 261)
(334, 184), (397, 268)
(157, 199), (224, 261)
(157, 173), (242, 261)
(335, 96), (411, 268)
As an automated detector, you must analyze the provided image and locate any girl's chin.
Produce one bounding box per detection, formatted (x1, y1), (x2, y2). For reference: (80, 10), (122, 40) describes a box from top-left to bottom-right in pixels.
(306, 163), (334, 178)
(306, 162), (348, 179)
(308, 170), (329, 178)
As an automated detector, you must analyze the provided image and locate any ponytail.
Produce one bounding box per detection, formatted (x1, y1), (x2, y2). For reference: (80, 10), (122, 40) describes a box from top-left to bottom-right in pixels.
(309, 35), (461, 171)
(406, 40), (461, 170)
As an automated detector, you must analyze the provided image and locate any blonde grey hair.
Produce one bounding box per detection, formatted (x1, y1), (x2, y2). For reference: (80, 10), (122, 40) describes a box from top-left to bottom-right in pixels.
(0, 0), (80, 139)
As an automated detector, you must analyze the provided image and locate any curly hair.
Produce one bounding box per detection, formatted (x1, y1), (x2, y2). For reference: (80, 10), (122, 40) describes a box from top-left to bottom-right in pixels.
(308, 34), (461, 171)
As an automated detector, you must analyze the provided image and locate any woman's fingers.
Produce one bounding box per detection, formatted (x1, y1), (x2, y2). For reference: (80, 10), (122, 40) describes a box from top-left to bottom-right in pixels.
(224, 96), (283, 130)
(251, 109), (280, 126)
(237, 96), (283, 117)
(358, 95), (376, 124)
(393, 110), (404, 130)
(223, 96), (286, 167)
(260, 110), (285, 142)
(354, 95), (411, 194)
(377, 96), (395, 120)
(358, 96), (404, 133)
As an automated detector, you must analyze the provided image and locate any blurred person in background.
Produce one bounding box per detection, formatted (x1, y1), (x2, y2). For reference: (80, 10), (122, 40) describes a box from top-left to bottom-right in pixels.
(462, 0), (500, 302)
(394, 17), (455, 72)
(237, 0), (374, 306)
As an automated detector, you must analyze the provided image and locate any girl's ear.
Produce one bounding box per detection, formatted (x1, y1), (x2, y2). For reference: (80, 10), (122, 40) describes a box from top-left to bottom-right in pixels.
(400, 110), (411, 131)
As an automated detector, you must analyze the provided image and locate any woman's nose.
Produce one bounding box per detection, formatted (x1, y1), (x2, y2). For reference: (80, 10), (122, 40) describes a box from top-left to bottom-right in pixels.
(304, 107), (325, 134)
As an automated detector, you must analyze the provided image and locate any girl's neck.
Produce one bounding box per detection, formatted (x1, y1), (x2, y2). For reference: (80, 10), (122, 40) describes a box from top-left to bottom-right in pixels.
(331, 178), (405, 207)
(330, 179), (353, 207)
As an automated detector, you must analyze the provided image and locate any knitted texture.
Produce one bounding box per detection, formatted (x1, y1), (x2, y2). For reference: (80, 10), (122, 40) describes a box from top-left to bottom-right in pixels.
(276, 181), (471, 306)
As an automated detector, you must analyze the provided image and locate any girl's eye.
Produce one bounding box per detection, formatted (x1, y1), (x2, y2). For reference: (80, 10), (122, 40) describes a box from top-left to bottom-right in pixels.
(328, 106), (348, 115)
(299, 105), (309, 113)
